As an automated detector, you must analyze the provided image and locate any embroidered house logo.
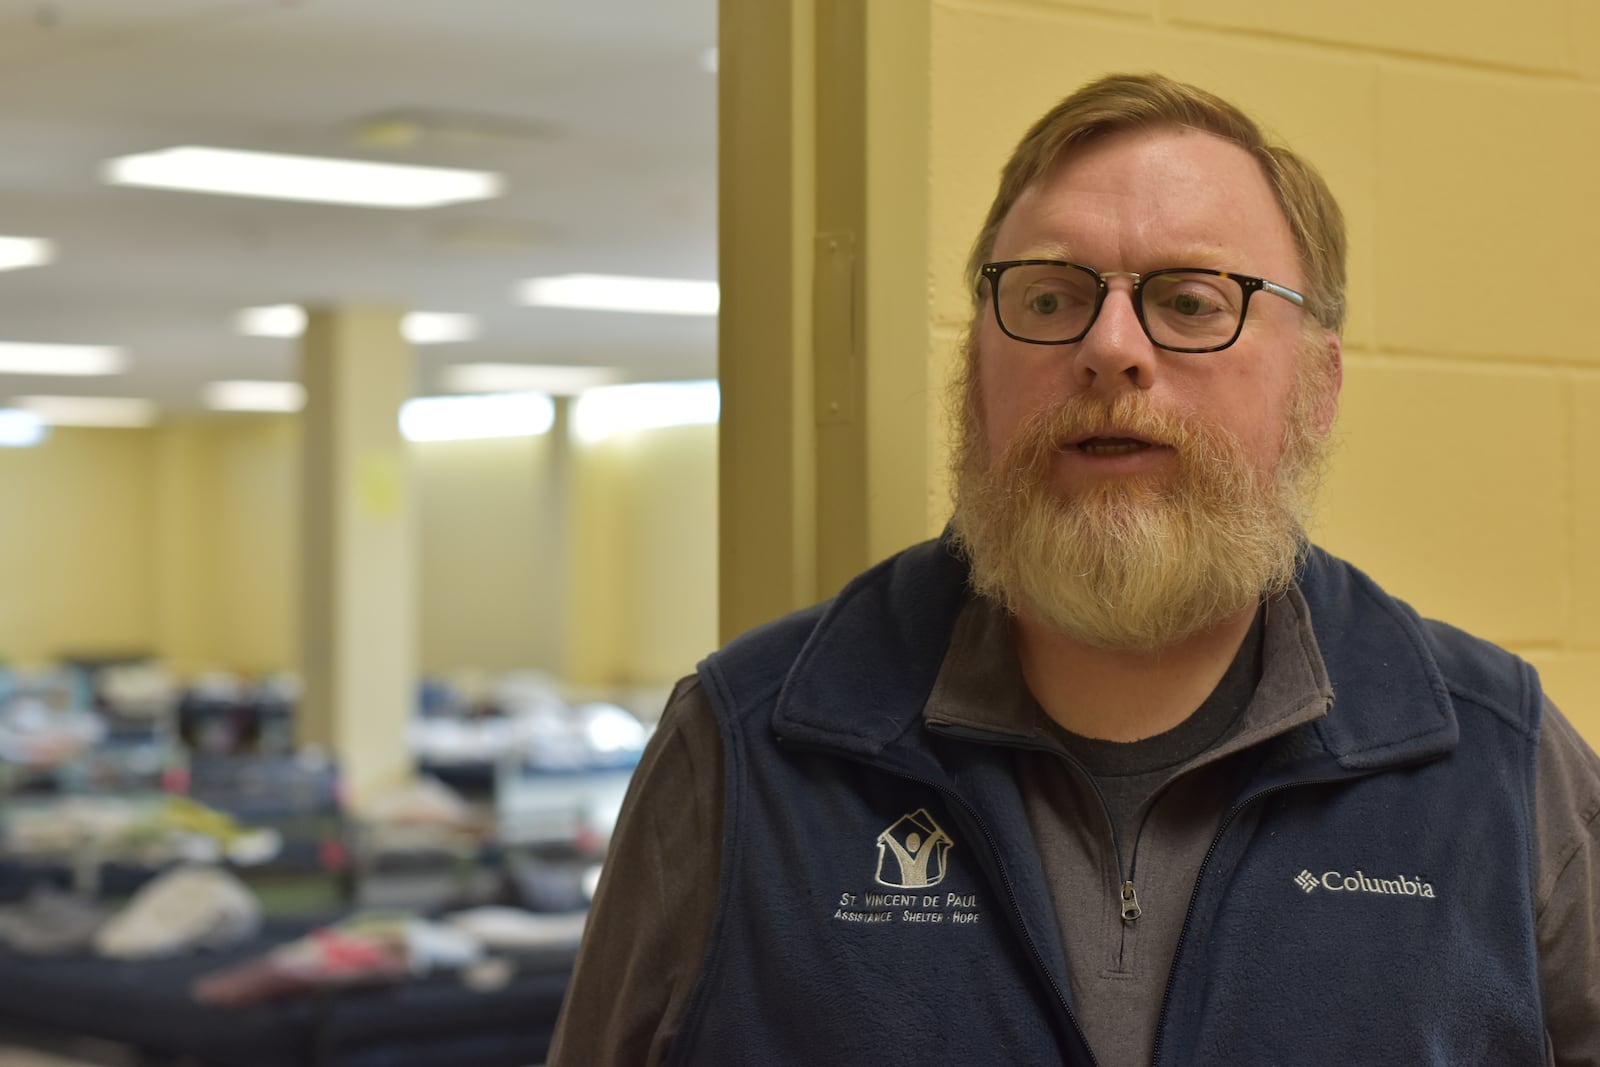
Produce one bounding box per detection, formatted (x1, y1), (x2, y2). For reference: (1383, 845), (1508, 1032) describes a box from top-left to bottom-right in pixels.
(1294, 868), (1436, 899)
(875, 809), (953, 889)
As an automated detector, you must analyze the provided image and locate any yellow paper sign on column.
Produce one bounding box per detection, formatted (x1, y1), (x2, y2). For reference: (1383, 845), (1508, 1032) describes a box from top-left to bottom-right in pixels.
(357, 453), (403, 519)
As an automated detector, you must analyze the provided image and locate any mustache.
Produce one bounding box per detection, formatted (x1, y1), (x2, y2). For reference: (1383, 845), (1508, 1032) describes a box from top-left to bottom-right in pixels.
(1002, 393), (1214, 472)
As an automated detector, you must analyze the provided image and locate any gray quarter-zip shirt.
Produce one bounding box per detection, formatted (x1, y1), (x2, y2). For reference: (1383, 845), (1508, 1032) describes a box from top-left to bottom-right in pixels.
(924, 591), (1328, 1066)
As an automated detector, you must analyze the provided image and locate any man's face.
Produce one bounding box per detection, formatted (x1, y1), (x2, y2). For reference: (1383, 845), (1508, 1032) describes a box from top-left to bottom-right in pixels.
(977, 126), (1323, 491)
(953, 125), (1342, 649)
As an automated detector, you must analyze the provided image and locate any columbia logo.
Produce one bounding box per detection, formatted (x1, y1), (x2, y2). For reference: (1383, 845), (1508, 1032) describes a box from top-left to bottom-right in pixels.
(1292, 867), (1437, 900)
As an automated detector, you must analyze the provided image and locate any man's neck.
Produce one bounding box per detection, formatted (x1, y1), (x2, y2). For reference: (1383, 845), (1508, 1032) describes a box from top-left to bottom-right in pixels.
(1012, 605), (1259, 742)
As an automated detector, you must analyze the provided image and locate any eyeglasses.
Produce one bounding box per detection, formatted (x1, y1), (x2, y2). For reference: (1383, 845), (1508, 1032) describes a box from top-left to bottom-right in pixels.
(979, 260), (1307, 354)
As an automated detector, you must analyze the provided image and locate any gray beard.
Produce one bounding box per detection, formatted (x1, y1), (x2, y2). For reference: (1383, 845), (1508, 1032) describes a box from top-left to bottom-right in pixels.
(950, 391), (1326, 651)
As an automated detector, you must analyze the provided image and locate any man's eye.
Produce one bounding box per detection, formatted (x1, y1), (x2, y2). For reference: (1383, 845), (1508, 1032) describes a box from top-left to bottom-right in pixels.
(1027, 291), (1063, 315)
(1164, 286), (1229, 317)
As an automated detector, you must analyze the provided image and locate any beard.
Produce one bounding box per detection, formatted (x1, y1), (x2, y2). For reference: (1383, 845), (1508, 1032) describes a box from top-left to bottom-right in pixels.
(949, 339), (1335, 651)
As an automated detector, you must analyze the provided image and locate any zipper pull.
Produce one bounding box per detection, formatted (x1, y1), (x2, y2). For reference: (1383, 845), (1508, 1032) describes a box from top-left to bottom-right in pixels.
(1120, 880), (1142, 922)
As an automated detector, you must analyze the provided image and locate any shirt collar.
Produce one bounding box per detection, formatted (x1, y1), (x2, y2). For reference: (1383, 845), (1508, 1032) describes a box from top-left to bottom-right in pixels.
(923, 586), (1334, 756)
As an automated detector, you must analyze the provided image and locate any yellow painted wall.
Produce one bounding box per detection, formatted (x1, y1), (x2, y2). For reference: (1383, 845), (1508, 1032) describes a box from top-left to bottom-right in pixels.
(0, 413), (716, 690)
(208, 416), (300, 673)
(0, 428), (160, 669)
(568, 422), (719, 687)
(153, 421), (219, 676)
(152, 417), (300, 676)
(922, 1), (1600, 738)
(17, 419), (300, 678)
(565, 429), (626, 684)
(618, 423), (719, 684)
(412, 433), (565, 675)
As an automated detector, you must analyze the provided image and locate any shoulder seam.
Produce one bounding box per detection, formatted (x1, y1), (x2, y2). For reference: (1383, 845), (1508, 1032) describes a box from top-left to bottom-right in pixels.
(1443, 677), (1538, 740)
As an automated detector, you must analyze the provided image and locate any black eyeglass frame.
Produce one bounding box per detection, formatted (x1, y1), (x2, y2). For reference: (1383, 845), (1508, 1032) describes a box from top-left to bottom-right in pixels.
(978, 259), (1308, 354)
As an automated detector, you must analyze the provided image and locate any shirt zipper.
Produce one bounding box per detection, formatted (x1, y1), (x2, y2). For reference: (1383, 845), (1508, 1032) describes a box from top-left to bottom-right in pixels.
(928, 721), (1140, 930)
(1120, 880), (1143, 921)
(794, 727), (1368, 1066)
(928, 722), (1373, 1065)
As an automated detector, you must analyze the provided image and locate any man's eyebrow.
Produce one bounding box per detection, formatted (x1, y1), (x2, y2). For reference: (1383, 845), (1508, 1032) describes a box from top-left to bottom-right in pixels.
(1012, 241), (1075, 261)
(1158, 244), (1232, 268)
(1005, 243), (1235, 268)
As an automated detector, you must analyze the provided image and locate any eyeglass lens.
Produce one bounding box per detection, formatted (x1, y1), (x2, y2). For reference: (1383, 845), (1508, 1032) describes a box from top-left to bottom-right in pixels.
(995, 264), (1247, 348)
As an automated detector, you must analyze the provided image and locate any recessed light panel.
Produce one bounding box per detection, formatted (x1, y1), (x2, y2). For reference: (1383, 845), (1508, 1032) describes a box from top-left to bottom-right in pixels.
(571, 381), (720, 443)
(517, 274), (719, 316)
(104, 147), (503, 209)
(203, 380), (306, 413)
(443, 363), (620, 395)
(0, 237), (54, 272)
(0, 344), (126, 376)
(402, 312), (478, 345)
(399, 392), (555, 442)
(235, 305), (307, 339)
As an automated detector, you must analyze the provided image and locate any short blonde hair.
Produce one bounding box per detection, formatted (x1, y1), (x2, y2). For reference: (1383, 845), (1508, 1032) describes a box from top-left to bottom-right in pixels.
(965, 72), (1347, 334)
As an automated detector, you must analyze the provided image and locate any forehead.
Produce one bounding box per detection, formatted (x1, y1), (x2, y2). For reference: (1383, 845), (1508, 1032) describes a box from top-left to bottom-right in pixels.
(992, 126), (1302, 283)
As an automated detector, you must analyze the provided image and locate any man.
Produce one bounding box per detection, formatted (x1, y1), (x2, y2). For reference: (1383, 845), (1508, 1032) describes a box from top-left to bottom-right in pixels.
(550, 73), (1600, 1065)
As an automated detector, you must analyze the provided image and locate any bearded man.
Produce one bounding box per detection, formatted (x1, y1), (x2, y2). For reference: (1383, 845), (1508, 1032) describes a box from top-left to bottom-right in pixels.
(550, 73), (1600, 1066)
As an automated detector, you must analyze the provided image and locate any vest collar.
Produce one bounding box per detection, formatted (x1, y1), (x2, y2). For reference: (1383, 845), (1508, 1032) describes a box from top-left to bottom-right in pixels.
(770, 536), (1459, 774)
(1295, 545), (1459, 769)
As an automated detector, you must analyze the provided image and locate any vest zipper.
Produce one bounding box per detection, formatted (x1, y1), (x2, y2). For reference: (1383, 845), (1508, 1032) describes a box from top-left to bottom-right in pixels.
(778, 734), (1102, 1067)
(891, 768), (1102, 1067)
(1148, 773), (1351, 1066)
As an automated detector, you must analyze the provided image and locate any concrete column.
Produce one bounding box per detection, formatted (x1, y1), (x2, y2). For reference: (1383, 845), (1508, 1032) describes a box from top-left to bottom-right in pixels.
(296, 306), (415, 807)
(718, 0), (818, 642)
(718, 0), (934, 641)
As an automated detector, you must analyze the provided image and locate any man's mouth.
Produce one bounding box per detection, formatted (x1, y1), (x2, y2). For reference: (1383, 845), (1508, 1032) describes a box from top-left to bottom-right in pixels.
(1068, 434), (1159, 457)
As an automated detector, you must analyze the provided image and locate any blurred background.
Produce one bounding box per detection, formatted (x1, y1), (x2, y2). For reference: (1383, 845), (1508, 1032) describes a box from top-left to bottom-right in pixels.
(0, 0), (719, 693)
(0, 2), (716, 1064)
(1, 0), (1598, 1064)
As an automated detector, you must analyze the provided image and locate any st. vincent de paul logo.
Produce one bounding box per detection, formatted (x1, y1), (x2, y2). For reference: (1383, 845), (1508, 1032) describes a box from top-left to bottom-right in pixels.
(875, 809), (954, 889)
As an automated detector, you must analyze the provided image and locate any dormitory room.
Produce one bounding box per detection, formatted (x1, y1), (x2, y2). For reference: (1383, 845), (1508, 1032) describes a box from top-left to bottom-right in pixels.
(0, 2), (714, 1062)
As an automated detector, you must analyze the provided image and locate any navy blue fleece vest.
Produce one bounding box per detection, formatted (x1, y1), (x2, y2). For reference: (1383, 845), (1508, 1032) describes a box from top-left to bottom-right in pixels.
(670, 539), (1547, 1066)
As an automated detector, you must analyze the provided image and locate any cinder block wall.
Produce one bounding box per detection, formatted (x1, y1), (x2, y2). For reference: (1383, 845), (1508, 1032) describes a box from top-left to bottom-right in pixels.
(925, 1), (1600, 736)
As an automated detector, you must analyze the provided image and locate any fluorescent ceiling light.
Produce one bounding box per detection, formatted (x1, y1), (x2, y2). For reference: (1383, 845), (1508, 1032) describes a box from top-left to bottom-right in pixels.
(13, 395), (156, 428)
(0, 344), (126, 376)
(443, 363), (620, 396)
(236, 305), (306, 338)
(0, 237), (54, 272)
(571, 380), (720, 444)
(203, 380), (306, 413)
(517, 274), (719, 316)
(237, 305), (478, 344)
(103, 146), (503, 209)
(400, 391), (554, 442)
(0, 409), (48, 447)
(402, 312), (478, 345)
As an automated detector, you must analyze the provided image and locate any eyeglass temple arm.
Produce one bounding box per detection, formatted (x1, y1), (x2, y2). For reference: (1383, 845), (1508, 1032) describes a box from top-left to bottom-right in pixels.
(1260, 279), (1306, 307)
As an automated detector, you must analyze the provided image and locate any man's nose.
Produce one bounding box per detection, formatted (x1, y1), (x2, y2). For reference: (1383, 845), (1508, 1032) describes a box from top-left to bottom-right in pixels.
(1070, 285), (1158, 393)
